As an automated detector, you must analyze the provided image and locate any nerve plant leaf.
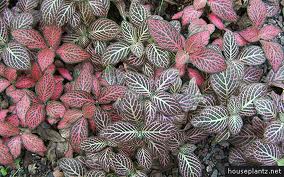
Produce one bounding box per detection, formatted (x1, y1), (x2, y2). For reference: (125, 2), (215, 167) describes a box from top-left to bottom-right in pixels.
(59, 158), (86, 177)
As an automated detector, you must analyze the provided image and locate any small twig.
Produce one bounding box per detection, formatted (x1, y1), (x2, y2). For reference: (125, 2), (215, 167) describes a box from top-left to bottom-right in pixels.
(158, 0), (164, 15)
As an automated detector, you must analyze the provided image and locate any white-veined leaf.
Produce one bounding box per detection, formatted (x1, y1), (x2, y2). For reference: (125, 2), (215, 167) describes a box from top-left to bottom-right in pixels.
(238, 83), (267, 116)
(1, 42), (31, 70)
(121, 20), (137, 44)
(56, 2), (75, 26)
(129, 2), (149, 27)
(88, 0), (110, 17)
(254, 97), (277, 121)
(81, 137), (108, 153)
(90, 18), (120, 41)
(136, 147), (152, 170)
(102, 42), (130, 65)
(59, 158), (86, 177)
(191, 106), (229, 133)
(178, 152), (202, 177)
(264, 121), (284, 144)
(228, 114), (243, 135)
(238, 46), (266, 65)
(41, 0), (63, 25)
(142, 121), (177, 142)
(223, 30), (239, 61)
(100, 122), (138, 143)
(151, 91), (182, 116)
(11, 13), (33, 29)
(146, 43), (170, 68)
(124, 71), (151, 96)
(155, 68), (179, 91)
(112, 153), (134, 176)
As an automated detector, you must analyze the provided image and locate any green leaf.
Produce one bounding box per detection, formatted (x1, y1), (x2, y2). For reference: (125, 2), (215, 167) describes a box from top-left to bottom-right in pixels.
(0, 167), (8, 176)
(277, 158), (284, 166)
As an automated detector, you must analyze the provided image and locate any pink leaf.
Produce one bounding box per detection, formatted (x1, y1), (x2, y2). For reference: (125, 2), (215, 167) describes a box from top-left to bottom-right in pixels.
(208, 13), (225, 30)
(259, 25), (281, 40)
(190, 48), (227, 73)
(16, 94), (31, 127)
(239, 27), (260, 43)
(12, 29), (47, 49)
(185, 31), (210, 54)
(57, 109), (83, 129)
(181, 6), (203, 26)
(37, 48), (55, 71)
(56, 43), (91, 64)
(43, 25), (62, 49)
(25, 103), (45, 129)
(31, 62), (43, 81)
(172, 11), (183, 20)
(0, 78), (10, 92)
(21, 133), (47, 156)
(0, 143), (14, 165)
(193, 0), (207, 10)
(187, 68), (205, 86)
(73, 66), (93, 93)
(147, 19), (185, 52)
(208, 0), (238, 22)
(234, 32), (248, 46)
(35, 72), (55, 102)
(7, 136), (21, 159)
(60, 90), (94, 108)
(15, 76), (35, 89)
(247, 0), (267, 28)
(0, 121), (20, 137)
(50, 76), (64, 100)
(98, 85), (127, 104)
(58, 68), (73, 81)
(46, 101), (66, 119)
(175, 50), (189, 76)
(261, 41), (284, 72)
(70, 118), (88, 152)
(0, 110), (8, 122)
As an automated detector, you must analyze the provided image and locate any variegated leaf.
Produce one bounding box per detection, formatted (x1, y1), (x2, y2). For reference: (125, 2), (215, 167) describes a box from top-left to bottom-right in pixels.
(243, 67), (263, 84)
(261, 41), (284, 72)
(88, 0), (110, 16)
(247, 0), (267, 28)
(41, 0), (63, 25)
(21, 133), (47, 156)
(70, 118), (88, 152)
(25, 104), (45, 129)
(136, 147), (152, 170)
(17, 0), (39, 12)
(100, 122), (138, 142)
(254, 97), (277, 121)
(147, 19), (184, 52)
(146, 44), (170, 68)
(11, 13), (33, 29)
(59, 158), (86, 177)
(238, 83), (267, 116)
(56, 2), (75, 26)
(191, 106), (229, 133)
(81, 137), (108, 153)
(121, 20), (137, 44)
(228, 115), (243, 135)
(35, 72), (55, 102)
(178, 152), (202, 177)
(210, 66), (240, 102)
(93, 109), (111, 131)
(124, 71), (151, 96)
(155, 68), (179, 91)
(229, 126), (258, 147)
(142, 121), (176, 142)
(56, 43), (91, 64)
(102, 42), (130, 65)
(129, 2), (149, 27)
(208, 0), (238, 22)
(252, 140), (281, 166)
(144, 100), (157, 124)
(137, 22), (150, 42)
(90, 18), (120, 41)
(238, 46), (266, 66)
(112, 153), (134, 176)
(223, 30), (239, 61)
(151, 91), (182, 116)
(130, 42), (144, 58)
(60, 90), (94, 108)
(98, 85), (126, 104)
(264, 121), (284, 144)
(117, 91), (143, 123)
(1, 42), (31, 70)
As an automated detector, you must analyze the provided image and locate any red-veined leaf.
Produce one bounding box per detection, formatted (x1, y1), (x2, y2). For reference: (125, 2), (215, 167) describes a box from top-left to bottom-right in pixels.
(0, 121), (20, 137)
(74, 67), (93, 93)
(35, 72), (55, 102)
(208, 0), (238, 22)
(193, 0), (207, 10)
(98, 85), (126, 104)
(259, 25), (281, 40)
(12, 29), (46, 49)
(7, 136), (22, 159)
(57, 109), (83, 129)
(21, 133), (47, 156)
(60, 90), (94, 108)
(239, 27), (260, 43)
(190, 48), (227, 73)
(56, 43), (91, 64)
(147, 19), (184, 52)
(15, 76), (35, 89)
(43, 25), (62, 49)
(37, 48), (55, 71)
(25, 103), (45, 129)
(0, 144), (14, 165)
(46, 101), (66, 119)
(0, 78), (10, 92)
(185, 31), (210, 54)
(260, 41), (284, 72)
(16, 94), (31, 127)
(70, 118), (88, 152)
(247, 0), (267, 28)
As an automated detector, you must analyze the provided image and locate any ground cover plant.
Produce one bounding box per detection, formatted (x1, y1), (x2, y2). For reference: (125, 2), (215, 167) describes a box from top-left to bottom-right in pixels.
(0, 0), (283, 176)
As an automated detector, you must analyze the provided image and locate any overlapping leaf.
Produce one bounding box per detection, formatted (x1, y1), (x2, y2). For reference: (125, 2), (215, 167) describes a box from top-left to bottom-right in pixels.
(129, 2), (149, 26)
(155, 68), (179, 91)
(112, 153), (134, 176)
(59, 158), (86, 177)
(238, 46), (266, 66)
(264, 121), (284, 144)
(60, 90), (94, 108)
(208, 0), (238, 22)
(70, 118), (88, 152)
(178, 152), (202, 177)
(88, 0), (110, 16)
(191, 106), (229, 133)
(21, 133), (47, 156)
(35, 72), (55, 102)
(254, 97), (277, 121)
(57, 43), (91, 64)
(41, 0), (63, 25)
(223, 30), (239, 61)
(142, 121), (176, 142)
(90, 18), (120, 41)
(102, 42), (130, 65)
(56, 2), (75, 26)
(247, 0), (267, 27)
(136, 147), (152, 170)
(124, 72), (151, 96)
